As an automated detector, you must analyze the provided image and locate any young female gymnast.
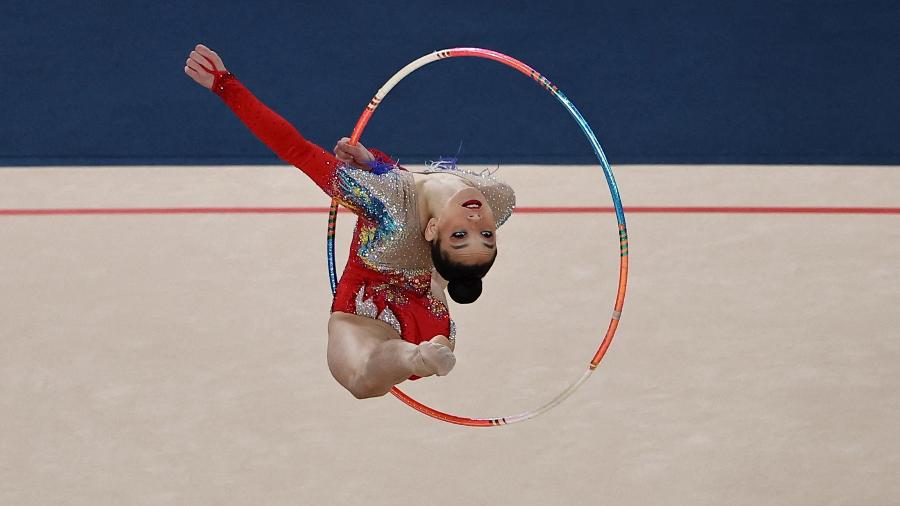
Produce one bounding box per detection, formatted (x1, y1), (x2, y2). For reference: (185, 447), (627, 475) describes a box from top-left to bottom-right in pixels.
(184, 44), (515, 398)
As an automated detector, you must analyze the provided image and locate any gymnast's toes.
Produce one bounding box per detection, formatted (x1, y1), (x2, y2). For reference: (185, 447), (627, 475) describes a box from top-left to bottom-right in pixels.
(417, 341), (456, 377)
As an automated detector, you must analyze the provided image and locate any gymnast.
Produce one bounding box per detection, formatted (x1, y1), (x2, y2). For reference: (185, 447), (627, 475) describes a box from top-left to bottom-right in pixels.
(184, 44), (515, 398)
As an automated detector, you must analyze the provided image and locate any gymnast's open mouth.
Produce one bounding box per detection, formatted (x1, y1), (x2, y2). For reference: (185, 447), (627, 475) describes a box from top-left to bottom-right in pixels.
(462, 199), (482, 209)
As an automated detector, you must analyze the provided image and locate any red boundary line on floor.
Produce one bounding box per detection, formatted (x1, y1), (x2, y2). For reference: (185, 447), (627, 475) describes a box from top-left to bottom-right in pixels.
(1, 206), (898, 216)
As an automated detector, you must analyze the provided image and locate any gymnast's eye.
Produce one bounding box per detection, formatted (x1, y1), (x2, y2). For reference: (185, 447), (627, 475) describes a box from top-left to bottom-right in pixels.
(481, 231), (494, 238)
(451, 231), (467, 239)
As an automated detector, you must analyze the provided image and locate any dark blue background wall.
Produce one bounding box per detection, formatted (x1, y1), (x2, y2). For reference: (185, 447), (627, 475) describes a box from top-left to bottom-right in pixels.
(1, 0), (898, 165)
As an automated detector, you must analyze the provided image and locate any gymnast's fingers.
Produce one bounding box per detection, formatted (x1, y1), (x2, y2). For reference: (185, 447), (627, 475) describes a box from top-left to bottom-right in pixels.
(185, 58), (206, 75)
(189, 51), (214, 73)
(334, 140), (354, 156)
(346, 146), (366, 161)
(184, 66), (204, 86)
(334, 148), (354, 163)
(335, 138), (351, 153)
(195, 44), (226, 72)
(184, 64), (213, 89)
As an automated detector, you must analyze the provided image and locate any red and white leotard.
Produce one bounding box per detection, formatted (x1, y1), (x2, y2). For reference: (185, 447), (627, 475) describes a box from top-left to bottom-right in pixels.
(213, 73), (515, 351)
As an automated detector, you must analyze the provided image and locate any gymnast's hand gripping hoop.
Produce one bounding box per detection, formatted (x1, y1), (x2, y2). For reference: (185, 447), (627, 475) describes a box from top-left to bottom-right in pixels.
(327, 48), (628, 426)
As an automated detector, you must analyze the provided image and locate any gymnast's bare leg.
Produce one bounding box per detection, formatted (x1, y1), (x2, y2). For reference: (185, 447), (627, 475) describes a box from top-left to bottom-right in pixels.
(327, 312), (455, 399)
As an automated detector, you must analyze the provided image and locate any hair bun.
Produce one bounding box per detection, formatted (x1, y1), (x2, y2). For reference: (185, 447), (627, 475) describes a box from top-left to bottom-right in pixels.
(447, 278), (483, 304)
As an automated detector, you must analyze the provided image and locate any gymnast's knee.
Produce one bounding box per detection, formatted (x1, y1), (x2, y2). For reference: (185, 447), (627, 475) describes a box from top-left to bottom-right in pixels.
(344, 374), (390, 399)
(326, 359), (389, 399)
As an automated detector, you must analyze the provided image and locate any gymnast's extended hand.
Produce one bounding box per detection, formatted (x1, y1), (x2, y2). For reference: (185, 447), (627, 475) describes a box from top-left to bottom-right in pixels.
(333, 138), (375, 171)
(183, 44), (227, 89)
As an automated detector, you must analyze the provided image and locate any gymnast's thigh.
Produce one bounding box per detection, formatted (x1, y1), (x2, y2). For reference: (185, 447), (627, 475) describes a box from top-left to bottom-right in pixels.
(326, 311), (401, 385)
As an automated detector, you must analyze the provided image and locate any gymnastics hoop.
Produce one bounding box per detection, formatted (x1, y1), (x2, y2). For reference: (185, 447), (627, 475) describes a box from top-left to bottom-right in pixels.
(327, 48), (628, 426)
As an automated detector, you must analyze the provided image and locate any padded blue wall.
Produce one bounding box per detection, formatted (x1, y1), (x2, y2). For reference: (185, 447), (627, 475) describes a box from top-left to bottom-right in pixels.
(1, 0), (898, 165)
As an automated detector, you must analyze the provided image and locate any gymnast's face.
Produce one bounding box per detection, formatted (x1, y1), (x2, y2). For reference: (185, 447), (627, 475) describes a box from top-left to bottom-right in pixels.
(426, 187), (498, 265)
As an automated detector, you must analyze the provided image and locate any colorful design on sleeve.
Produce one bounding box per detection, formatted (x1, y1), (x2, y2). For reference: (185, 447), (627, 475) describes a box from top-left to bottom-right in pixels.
(334, 168), (400, 260)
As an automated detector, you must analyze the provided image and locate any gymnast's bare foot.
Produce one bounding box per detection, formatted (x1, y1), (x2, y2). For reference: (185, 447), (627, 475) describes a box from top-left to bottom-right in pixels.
(414, 336), (456, 377)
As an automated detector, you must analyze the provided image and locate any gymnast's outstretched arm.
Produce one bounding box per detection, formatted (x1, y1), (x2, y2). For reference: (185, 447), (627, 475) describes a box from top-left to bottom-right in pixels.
(184, 44), (396, 205)
(185, 44), (341, 188)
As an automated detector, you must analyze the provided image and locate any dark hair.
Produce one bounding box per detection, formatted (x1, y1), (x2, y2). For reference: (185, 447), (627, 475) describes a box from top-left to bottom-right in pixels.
(430, 240), (497, 304)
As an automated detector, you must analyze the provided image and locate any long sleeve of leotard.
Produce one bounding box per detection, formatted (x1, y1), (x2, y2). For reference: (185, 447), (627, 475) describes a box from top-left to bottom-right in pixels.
(212, 72), (404, 222)
(213, 72), (342, 191)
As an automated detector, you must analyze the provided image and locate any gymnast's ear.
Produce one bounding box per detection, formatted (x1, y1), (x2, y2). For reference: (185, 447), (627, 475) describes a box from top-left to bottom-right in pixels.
(424, 217), (439, 242)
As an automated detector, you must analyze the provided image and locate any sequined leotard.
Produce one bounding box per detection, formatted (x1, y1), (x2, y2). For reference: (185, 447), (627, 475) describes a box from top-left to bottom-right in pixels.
(213, 73), (515, 351)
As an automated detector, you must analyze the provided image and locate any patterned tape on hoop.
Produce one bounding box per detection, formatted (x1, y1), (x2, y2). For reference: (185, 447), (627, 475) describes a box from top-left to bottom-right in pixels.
(327, 48), (628, 426)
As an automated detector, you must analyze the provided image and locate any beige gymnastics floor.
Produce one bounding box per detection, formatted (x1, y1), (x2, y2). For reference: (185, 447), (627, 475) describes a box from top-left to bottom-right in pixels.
(1, 164), (898, 505)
